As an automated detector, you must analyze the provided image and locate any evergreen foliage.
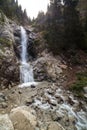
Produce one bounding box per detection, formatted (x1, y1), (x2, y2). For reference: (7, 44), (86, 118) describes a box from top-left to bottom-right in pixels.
(63, 0), (85, 50)
(44, 0), (64, 54)
(44, 0), (85, 54)
(0, 0), (31, 25)
(35, 11), (45, 30)
(35, 0), (87, 54)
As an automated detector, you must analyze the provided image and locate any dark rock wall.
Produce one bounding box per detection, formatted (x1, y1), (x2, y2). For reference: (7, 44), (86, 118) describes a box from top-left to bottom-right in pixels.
(13, 26), (36, 61)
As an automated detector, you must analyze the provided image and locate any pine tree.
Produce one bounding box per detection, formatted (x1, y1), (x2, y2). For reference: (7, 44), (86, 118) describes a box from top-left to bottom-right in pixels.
(0, 0), (29, 25)
(44, 0), (64, 54)
(63, 0), (84, 49)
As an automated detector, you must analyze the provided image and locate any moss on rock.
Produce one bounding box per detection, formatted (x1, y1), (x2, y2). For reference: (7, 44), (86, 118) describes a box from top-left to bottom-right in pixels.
(0, 37), (12, 47)
(0, 9), (7, 25)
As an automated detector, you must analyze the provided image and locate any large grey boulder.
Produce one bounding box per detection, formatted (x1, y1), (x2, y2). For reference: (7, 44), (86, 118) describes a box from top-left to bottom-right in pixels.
(0, 114), (14, 130)
(10, 106), (37, 130)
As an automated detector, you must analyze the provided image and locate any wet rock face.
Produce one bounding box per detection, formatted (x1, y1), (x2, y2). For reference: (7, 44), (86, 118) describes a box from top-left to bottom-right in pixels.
(13, 27), (36, 60)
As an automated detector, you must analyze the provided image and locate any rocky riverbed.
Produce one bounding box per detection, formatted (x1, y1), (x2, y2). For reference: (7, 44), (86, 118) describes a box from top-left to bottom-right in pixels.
(0, 81), (87, 130)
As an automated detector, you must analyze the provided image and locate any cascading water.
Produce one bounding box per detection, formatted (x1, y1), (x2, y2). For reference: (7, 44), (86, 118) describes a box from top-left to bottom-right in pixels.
(19, 26), (35, 87)
(20, 26), (27, 63)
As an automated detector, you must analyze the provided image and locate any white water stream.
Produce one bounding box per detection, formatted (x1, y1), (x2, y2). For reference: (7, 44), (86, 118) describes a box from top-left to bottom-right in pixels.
(33, 88), (87, 130)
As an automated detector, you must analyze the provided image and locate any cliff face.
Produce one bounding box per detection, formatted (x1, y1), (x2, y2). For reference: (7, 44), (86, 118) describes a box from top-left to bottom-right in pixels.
(0, 10), (36, 88)
(0, 10), (19, 88)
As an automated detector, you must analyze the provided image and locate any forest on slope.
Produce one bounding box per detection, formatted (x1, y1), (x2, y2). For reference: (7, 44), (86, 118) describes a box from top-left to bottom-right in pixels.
(34, 0), (87, 54)
(0, 0), (31, 25)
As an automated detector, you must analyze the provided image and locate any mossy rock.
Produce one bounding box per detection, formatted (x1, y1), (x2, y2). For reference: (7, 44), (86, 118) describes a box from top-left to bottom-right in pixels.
(0, 37), (12, 47)
(0, 10), (6, 25)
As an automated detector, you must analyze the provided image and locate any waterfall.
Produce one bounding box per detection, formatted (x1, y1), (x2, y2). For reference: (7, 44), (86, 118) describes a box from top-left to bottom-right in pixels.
(20, 26), (28, 63)
(19, 26), (34, 86)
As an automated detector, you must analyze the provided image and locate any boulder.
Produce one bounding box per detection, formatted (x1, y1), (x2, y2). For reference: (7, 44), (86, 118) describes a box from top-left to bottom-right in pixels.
(0, 93), (7, 102)
(33, 53), (62, 81)
(0, 102), (8, 109)
(10, 106), (37, 130)
(48, 122), (65, 130)
(0, 114), (14, 130)
(48, 98), (57, 106)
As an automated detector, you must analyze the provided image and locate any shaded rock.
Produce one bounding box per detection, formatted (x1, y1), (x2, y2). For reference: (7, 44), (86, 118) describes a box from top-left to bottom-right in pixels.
(18, 90), (22, 94)
(13, 26), (20, 37)
(68, 115), (76, 125)
(0, 56), (19, 88)
(33, 53), (63, 81)
(25, 28), (31, 34)
(0, 102), (8, 109)
(59, 64), (67, 69)
(0, 93), (6, 102)
(10, 106), (37, 130)
(84, 94), (87, 98)
(48, 98), (57, 106)
(0, 114), (14, 130)
(47, 89), (54, 95)
(31, 84), (36, 88)
(51, 111), (62, 122)
(48, 122), (65, 130)
(25, 98), (34, 106)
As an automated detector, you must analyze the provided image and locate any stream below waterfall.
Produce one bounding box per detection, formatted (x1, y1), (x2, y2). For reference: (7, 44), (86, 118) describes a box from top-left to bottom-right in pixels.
(32, 87), (87, 130)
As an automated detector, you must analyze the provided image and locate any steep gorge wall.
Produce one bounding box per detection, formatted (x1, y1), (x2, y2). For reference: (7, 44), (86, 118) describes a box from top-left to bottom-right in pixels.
(0, 10), (20, 88)
(0, 10), (36, 88)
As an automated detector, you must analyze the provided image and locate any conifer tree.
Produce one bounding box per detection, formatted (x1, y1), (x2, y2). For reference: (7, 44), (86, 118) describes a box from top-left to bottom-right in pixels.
(0, 0), (30, 25)
(45, 0), (64, 54)
(63, 0), (84, 49)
